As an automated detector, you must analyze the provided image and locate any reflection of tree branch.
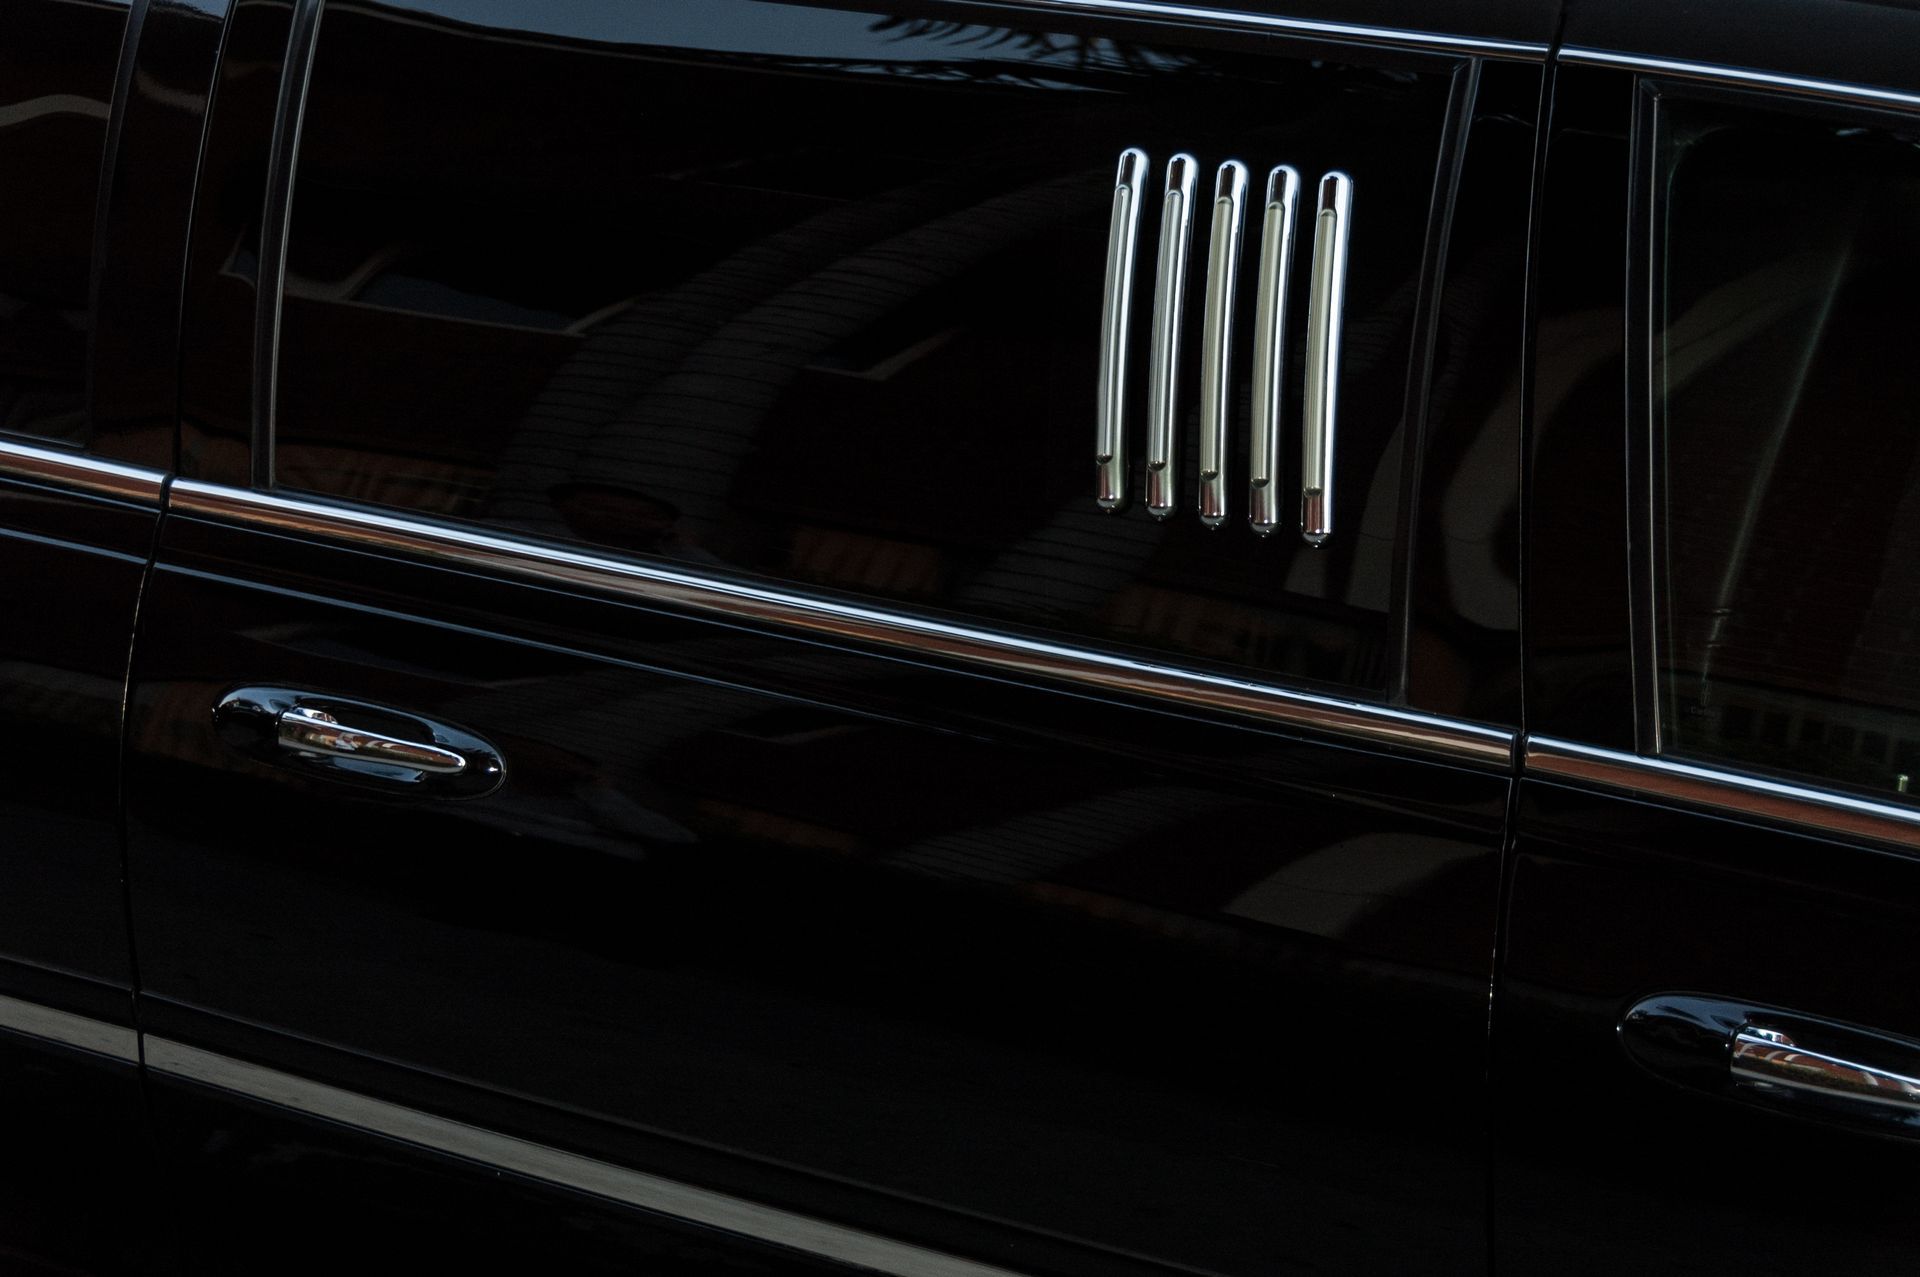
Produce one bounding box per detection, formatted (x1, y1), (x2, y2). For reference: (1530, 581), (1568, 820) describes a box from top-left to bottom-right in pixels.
(868, 16), (1193, 79)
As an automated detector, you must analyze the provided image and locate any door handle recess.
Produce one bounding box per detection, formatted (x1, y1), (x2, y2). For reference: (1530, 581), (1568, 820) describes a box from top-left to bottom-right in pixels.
(215, 687), (504, 798)
(1621, 994), (1920, 1136)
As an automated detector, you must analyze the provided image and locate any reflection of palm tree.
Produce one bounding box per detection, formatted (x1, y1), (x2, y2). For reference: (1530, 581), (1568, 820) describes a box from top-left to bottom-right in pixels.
(866, 17), (1192, 79)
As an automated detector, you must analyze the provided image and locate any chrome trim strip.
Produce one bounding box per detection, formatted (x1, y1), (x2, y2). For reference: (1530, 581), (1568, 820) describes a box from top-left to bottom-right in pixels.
(0, 993), (138, 1062)
(1527, 737), (1920, 850)
(0, 439), (165, 504)
(254, 0), (326, 489)
(171, 481), (1514, 766)
(1097, 147), (1149, 511)
(146, 1037), (1029, 1277)
(1010, 0), (1548, 58)
(1249, 165), (1301, 535)
(1197, 159), (1246, 528)
(1560, 47), (1920, 112)
(1301, 171), (1352, 547)
(1145, 153), (1197, 519)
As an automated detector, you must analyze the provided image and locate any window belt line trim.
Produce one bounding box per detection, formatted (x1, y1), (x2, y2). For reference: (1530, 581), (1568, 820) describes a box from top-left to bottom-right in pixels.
(166, 479), (1514, 768)
(1527, 736), (1920, 851)
(0, 440), (165, 504)
(992, 0), (1548, 57)
(1561, 47), (1920, 112)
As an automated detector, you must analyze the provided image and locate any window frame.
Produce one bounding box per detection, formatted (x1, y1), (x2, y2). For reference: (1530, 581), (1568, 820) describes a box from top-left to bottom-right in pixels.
(1631, 75), (1920, 802)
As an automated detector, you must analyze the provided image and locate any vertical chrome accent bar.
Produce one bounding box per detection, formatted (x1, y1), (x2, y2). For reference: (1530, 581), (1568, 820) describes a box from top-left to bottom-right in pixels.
(1301, 171), (1352, 546)
(1097, 147), (1150, 510)
(1145, 154), (1197, 519)
(1248, 165), (1301, 534)
(1197, 160), (1247, 527)
(254, 0), (327, 490)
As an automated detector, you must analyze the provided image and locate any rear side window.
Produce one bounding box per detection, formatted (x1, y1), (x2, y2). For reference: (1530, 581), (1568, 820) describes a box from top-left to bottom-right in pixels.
(1655, 95), (1920, 803)
(264, 0), (1475, 698)
(0, 1), (126, 448)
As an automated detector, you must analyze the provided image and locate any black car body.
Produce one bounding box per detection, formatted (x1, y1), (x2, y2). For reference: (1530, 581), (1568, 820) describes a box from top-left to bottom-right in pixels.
(2, 0), (1919, 1272)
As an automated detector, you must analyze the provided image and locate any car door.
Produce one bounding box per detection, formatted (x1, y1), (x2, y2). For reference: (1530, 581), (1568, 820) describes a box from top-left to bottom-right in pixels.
(1502, 3), (1920, 1271)
(0, 0), (221, 1271)
(126, 1), (1545, 1272)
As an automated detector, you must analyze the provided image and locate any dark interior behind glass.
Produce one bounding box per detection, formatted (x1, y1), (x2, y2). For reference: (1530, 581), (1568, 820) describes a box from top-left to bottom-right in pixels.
(273, 0), (1461, 696)
(1657, 96), (1920, 801)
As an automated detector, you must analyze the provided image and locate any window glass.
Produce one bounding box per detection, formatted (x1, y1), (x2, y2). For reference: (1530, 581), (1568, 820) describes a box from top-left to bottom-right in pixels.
(275, 0), (1460, 695)
(1656, 96), (1920, 802)
(0, 1), (127, 448)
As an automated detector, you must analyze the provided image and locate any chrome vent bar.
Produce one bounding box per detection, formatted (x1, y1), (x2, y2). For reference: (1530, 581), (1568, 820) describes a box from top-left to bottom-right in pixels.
(1097, 148), (1351, 544)
(1097, 148), (1149, 510)
(1145, 154), (1197, 517)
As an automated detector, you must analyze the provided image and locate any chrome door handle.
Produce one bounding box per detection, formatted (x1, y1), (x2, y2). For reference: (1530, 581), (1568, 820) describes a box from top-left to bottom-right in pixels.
(1732, 1024), (1920, 1114)
(1622, 994), (1920, 1136)
(214, 687), (504, 798)
(277, 705), (468, 775)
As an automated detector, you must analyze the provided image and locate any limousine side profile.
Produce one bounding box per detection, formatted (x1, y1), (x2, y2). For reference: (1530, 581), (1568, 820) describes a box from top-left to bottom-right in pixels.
(1, 0), (1917, 1272)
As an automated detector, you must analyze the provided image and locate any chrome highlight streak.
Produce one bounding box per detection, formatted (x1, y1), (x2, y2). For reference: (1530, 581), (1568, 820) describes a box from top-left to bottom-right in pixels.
(0, 439), (165, 504)
(254, 0), (326, 489)
(1527, 737), (1920, 850)
(171, 481), (1514, 766)
(278, 705), (469, 776)
(1097, 147), (1150, 510)
(0, 993), (138, 1062)
(143, 1037), (1029, 1277)
(1560, 47), (1920, 112)
(1301, 171), (1352, 546)
(1197, 160), (1247, 528)
(1013, 0), (1549, 58)
(1733, 1025), (1920, 1114)
(1145, 153), (1197, 519)
(1249, 165), (1301, 535)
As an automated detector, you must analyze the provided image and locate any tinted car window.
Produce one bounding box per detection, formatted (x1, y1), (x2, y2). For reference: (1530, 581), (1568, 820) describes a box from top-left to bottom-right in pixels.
(269, 0), (1464, 696)
(0, 1), (127, 447)
(1656, 96), (1920, 802)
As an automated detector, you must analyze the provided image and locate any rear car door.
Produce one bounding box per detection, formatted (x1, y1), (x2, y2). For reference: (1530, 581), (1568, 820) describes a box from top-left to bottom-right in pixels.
(128, 1), (1545, 1272)
(1504, 2), (1920, 1270)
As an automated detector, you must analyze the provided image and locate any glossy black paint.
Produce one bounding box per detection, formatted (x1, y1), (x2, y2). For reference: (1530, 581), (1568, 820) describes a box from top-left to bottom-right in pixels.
(1495, 782), (1920, 1275)
(124, 3), (1545, 1270)
(129, 508), (1509, 1275)
(10, 0), (1920, 1271)
(0, 478), (153, 983)
(0, 1), (222, 1273)
(1502, 48), (1920, 1277)
(1400, 57), (1536, 722)
(146, 1069), (869, 1277)
(1521, 64), (1634, 751)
